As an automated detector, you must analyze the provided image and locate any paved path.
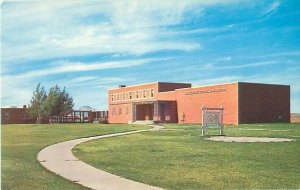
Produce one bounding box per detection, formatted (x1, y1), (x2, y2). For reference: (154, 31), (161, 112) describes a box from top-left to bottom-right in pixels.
(37, 125), (164, 190)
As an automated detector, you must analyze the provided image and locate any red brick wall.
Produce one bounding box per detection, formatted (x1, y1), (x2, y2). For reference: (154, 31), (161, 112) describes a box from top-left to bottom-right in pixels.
(156, 83), (238, 124)
(108, 82), (190, 123)
(108, 83), (158, 123)
(109, 103), (132, 123)
(108, 82), (289, 125)
(238, 83), (290, 123)
(1, 108), (35, 124)
(175, 83), (238, 125)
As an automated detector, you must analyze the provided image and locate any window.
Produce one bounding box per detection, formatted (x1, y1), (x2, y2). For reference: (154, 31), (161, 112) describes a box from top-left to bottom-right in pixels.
(143, 90), (146, 98)
(112, 108), (116, 116)
(136, 91), (139, 99)
(111, 94), (114, 101)
(129, 92), (132, 99)
(117, 94), (119, 101)
(21, 113), (27, 119)
(119, 108), (122, 116)
(4, 112), (10, 120)
(150, 89), (154, 97)
(123, 93), (125, 100)
(126, 107), (129, 115)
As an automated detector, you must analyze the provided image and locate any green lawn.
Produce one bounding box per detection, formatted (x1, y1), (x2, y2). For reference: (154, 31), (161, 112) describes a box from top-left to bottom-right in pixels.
(74, 123), (300, 189)
(1, 124), (149, 190)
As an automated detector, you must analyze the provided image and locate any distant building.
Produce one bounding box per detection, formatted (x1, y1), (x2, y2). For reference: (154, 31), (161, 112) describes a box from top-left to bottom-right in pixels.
(1, 105), (108, 124)
(108, 82), (290, 125)
(291, 113), (300, 123)
(49, 106), (108, 123)
(1, 105), (35, 124)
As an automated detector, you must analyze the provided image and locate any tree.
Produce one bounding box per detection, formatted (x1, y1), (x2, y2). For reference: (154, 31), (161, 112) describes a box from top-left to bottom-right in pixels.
(29, 83), (47, 124)
(44, 85), (74, 117)
(29, 84), (74, 123)
(60, 87), (74, 116)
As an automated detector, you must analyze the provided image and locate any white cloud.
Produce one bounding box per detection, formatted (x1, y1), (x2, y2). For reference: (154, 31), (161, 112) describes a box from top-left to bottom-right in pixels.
(255, 50), (300, 58)
(1, 75), (34, 107)
(261, 1), (280, 17)
(2, 0), (238, 67)
(219, 60), (280, 70)
(216, 56), (232, 61)
(192, 60), (281, 71)
(4, 57), (169, 79)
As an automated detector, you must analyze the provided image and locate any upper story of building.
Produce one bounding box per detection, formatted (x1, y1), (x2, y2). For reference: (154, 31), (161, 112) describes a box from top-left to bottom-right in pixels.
(108, 82), (191, 104)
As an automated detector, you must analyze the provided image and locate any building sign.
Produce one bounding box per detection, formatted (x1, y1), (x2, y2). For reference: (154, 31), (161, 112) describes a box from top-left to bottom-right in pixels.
(205, 112), (220, 124)
(185, 88), (226, 95)
(201, 106), (224, 136)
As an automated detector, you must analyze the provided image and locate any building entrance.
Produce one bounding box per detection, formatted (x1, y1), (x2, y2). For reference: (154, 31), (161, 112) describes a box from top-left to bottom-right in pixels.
(136, 104), (154, 120)
(131, 101), (176, 124)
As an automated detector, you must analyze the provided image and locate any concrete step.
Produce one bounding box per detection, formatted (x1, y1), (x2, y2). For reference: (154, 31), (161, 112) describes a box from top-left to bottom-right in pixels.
(132, 120), (154, 125)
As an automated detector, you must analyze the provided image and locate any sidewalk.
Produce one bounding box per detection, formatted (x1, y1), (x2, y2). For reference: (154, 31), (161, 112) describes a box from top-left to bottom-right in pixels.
(37, 125), (164, 190)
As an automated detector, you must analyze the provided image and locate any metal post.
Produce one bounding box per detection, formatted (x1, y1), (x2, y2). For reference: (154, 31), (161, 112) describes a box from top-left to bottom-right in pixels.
(202, 106), (205, 136)
(220, 106), (224, 136)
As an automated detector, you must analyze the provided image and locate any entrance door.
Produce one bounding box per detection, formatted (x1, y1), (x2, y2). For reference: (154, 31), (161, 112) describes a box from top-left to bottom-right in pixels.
(136, 104), (154, 121)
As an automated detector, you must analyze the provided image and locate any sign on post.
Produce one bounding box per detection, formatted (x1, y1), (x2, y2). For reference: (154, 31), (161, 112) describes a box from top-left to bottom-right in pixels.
(201, 106), (224, 136)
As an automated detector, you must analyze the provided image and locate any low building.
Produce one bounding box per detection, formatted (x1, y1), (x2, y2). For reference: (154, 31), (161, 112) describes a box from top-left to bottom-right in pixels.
(108, 82), (290, 125)
(1, 106), (35, 124)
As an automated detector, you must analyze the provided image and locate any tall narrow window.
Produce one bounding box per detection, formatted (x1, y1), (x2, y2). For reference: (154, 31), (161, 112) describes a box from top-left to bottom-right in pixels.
(111, 94), (114, 101)
(4, 112), (10, 120)
(119, 108), (122, 116)
(112, 108), (116, 116)
(21, 113), (27, 119)
(143, 90), (146, 98)
(117, 94), (119, 101)
(123, 93), (125, 100)
(136, 91), (139, 99)
(126, 107), (129, 115)
(150, 89), (154, 98)
(129, 92), (132, 99)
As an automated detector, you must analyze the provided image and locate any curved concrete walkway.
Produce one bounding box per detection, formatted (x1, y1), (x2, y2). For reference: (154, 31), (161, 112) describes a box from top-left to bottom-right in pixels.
(37, 125), (164, 190)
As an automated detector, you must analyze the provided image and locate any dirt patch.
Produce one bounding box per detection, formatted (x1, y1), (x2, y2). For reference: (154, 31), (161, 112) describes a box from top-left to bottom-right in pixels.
(206, 136), (294, 142)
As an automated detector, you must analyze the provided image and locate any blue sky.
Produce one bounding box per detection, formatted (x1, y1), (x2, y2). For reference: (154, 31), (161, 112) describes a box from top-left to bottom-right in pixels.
(1, 0), (300, 112)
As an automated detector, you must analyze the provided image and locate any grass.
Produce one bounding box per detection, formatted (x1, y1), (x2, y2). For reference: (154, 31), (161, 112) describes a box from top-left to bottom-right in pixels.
(74, 123), (300, 189)
(1, 123), (149, 190)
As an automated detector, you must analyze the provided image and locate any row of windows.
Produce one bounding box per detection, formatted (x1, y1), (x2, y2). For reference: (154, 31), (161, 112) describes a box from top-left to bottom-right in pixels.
(111, 89), (154, 102)
(111, 107), (129, 116)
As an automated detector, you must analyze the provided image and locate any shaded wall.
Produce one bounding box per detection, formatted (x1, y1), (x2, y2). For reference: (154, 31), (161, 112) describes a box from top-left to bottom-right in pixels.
(158, 82), (191, 92)
(238, 83), (290, 123)
(136, 104), (153, 120)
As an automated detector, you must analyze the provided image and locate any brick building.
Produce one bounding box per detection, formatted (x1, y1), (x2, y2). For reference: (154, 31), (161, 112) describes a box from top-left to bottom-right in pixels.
(108, 82), (290, 125)
(1, 106), (35, 124)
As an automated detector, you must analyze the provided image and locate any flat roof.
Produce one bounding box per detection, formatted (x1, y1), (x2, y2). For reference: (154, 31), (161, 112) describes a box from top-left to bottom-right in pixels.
(172, 81), (290, 92)
(108, 81), (191, 91)
(109, 81), (290, 92)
